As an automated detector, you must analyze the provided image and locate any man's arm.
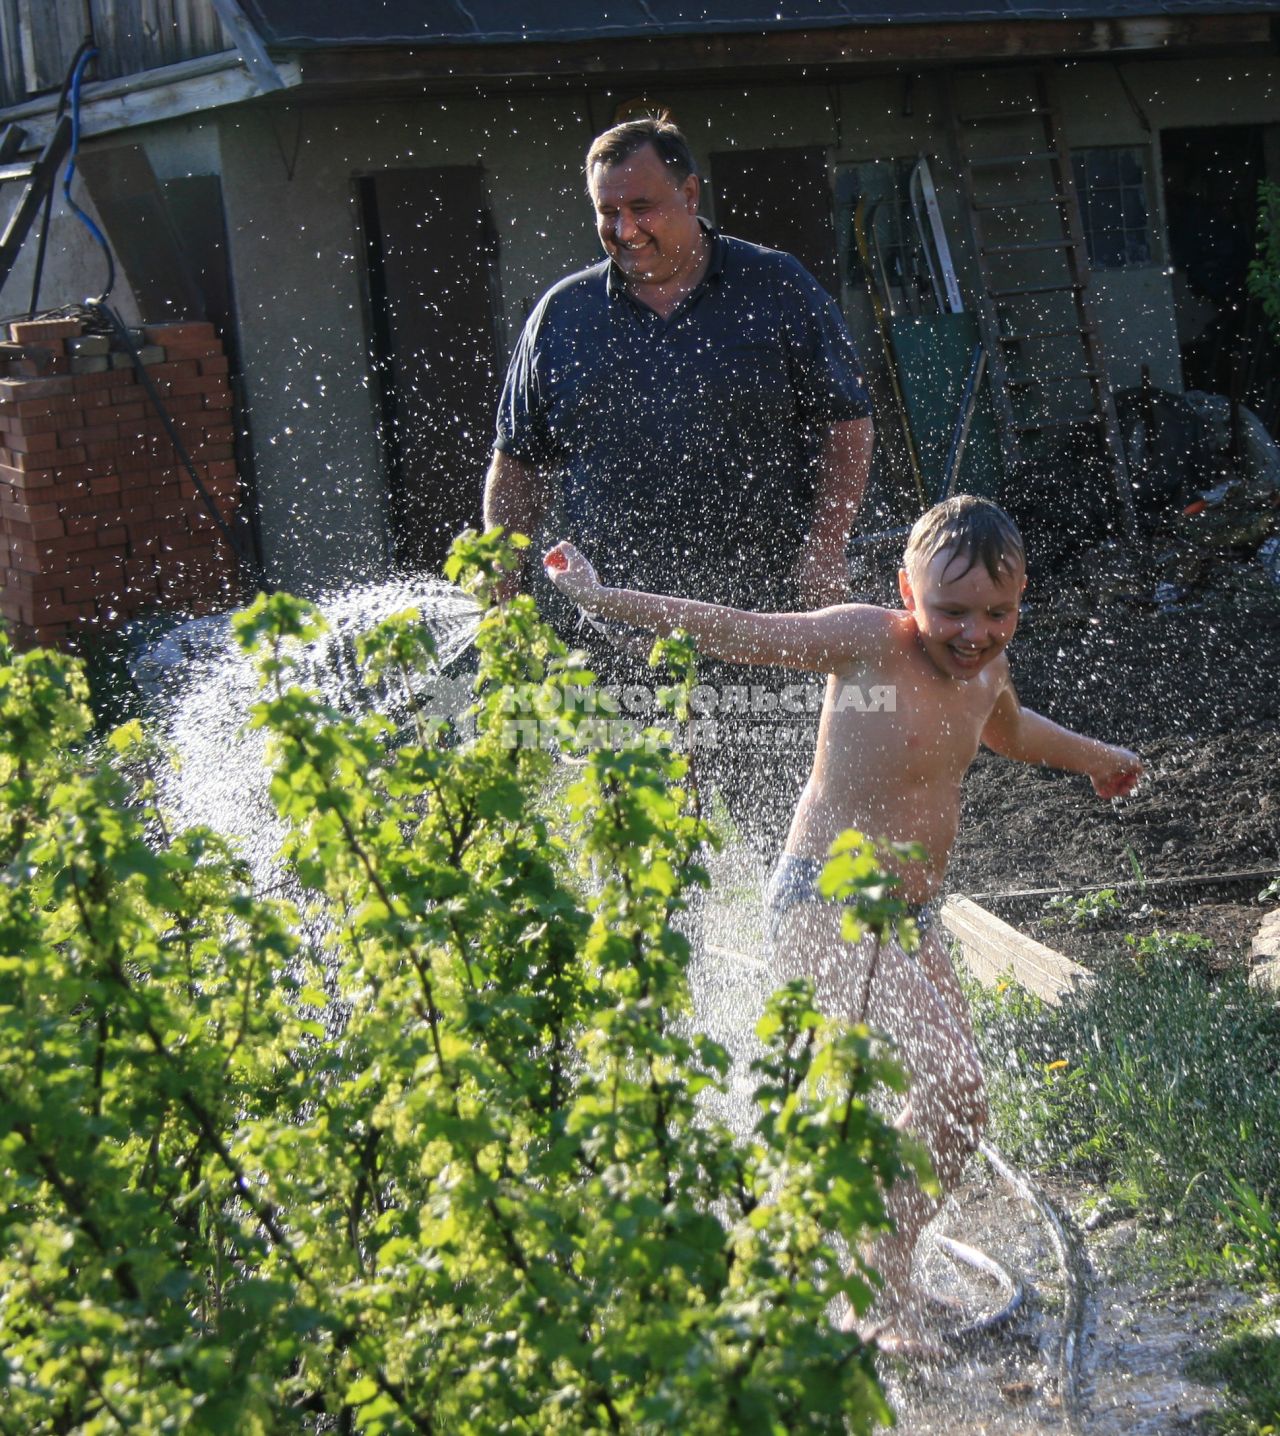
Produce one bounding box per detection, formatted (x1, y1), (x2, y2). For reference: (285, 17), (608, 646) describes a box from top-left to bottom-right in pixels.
(982, 680), (1143, 798)
(545, 540), (881, 672)
(792, 416), (874, 606)
(483, 450), (557, 601)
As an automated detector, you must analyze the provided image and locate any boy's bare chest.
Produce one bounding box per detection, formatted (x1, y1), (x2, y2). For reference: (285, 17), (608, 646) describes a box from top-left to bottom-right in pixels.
(824, 666), (997, 779)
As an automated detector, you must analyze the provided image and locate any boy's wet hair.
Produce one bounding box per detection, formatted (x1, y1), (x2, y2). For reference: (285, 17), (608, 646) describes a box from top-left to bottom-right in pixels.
(903, 495), (1025, 584)
(586, 114), (697, 185)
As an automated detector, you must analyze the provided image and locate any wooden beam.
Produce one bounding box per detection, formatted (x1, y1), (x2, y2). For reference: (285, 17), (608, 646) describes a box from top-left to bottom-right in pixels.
(206, 0), (287, 93)
(291, 15), (1270, 92)
(0, 51), (301, 150)
(941, 895), (1092, 1007)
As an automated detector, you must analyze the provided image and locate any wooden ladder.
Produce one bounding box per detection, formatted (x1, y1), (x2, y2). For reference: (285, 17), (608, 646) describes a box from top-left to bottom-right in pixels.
(942, 70), (1138, 537)
(0, 114), (74, 297)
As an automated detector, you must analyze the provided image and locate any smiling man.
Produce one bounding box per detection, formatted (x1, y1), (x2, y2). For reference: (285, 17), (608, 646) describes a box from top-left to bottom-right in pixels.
(483, 114), (874, 615)
(482, 115), (874, 846)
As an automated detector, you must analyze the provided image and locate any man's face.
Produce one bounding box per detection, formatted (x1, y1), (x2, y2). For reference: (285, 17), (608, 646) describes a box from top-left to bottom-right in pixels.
(588, 143), (703, 288)
(899, 546), (1026, 681)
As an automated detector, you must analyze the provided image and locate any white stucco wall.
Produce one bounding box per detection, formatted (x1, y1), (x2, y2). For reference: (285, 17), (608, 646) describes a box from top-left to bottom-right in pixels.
(1, 184), (144, 325)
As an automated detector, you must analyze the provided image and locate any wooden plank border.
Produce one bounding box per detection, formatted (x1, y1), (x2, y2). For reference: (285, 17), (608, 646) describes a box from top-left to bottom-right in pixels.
(941, 894), (1091, 1008)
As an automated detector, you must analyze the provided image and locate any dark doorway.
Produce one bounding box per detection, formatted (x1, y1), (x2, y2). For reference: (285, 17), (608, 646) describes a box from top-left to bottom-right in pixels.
(360, 166), (502, 572)
(1162, 125), (1266, 402)
(708, 145), (839, 298)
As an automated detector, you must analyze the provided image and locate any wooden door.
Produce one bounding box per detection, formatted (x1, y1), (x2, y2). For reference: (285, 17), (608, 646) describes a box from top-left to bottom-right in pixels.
(708, 145), (839, 297)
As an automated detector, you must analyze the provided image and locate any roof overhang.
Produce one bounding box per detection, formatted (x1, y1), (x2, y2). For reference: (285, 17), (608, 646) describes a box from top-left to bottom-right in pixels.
(236, 0), (1280, 49)
(280, 13), (1274, 97)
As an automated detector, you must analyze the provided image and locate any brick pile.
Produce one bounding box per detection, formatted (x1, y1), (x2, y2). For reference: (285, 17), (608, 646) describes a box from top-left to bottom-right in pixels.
(0, 315), (243, 650)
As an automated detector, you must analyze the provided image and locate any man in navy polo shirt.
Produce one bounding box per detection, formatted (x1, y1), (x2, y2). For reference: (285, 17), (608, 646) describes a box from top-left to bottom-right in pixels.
(484, 115), (873, 612)
(482, 115), (874, 843)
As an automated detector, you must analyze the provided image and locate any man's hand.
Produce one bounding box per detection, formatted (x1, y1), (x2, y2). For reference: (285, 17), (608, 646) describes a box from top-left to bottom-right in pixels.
(544, 541), (605, 608)
(1090, 745), (1144, 799)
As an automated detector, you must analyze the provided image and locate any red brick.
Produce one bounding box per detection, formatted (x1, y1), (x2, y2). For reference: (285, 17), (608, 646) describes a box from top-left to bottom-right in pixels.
(72, 370), (120, 393)
(201, 482), (240, 505)
(145, 359), (200, 382)
(184, 442), (235, 466)
(158, 340), (222, 361)
(77, 423), (122, 448)
(61, 575), (97, 602)
(7, 355), (69, 378)
(85, 441), (161, 467)
(202, 389), (234, 411)
(0, 376), (74, 401)
(154, 374), (212, 399)
(121, 472), (176, 497)
(48, 477), (90, 503)
(60, 491), (121, 519)
(3, 429), (60, 454)
(124, 553), (159, 579)
(0, 449), (58, 476)
(97, 526), (127, 547)
(93, 550), (127, 576)
(143, 321), (217, 344)
(10, 397), (57, 419)
(197, 354), (230, 377)
(5, 517), (65, 542)
(63, 389), (110, 413)
(156, 395), (206, 417)
(4, 498), (61, 522)
(6, 541), (47, 574)
(34, 599), (94, 625)
(1, 410), (61, 435)
(9, 318), (83, 343)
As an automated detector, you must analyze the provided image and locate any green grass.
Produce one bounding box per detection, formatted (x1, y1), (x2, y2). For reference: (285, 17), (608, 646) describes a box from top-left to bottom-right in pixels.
(970, 941), (1280, 1225)
(1186, 1318), (1280, 1434)
(968, 937), (1280, 1426)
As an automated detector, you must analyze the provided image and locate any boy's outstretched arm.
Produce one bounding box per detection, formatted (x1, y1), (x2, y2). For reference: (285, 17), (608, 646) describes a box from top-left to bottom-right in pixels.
(543, 541), (880, 672)
(981, 676), (1144, 798)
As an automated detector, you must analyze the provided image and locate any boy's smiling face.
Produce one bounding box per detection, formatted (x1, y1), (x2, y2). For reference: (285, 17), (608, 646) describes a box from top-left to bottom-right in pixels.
(899, 545), (1026, 680)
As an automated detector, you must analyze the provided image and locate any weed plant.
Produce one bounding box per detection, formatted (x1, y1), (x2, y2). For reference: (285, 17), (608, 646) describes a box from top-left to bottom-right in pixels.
(1041, 887), (1122, 930)
(970, 937), (1280, 1238)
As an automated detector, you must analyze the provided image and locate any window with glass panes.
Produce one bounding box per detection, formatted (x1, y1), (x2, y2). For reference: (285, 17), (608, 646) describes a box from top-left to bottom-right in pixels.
(1071, 146), (1152, 269)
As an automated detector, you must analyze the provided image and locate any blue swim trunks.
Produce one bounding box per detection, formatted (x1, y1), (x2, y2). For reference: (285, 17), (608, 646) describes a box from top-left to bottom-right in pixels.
(764, 852), (935, 950)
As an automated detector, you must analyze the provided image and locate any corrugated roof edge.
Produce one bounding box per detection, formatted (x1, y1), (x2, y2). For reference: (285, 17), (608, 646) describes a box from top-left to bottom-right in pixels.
(238, 0), (1280, 50)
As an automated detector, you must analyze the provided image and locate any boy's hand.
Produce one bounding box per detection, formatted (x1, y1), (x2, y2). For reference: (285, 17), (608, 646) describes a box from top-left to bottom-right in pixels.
(544, 541), (604, 608)
(1091, 745), (1144, 799)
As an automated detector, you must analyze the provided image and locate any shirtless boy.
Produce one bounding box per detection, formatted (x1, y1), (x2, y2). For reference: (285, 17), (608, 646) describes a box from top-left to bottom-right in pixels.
(543, 495), (1142, 1358)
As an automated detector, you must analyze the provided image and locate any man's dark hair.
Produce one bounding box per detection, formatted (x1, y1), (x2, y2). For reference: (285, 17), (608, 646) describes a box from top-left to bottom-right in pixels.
(903, 494), (1026, 584)
(585, 115), (697, 185)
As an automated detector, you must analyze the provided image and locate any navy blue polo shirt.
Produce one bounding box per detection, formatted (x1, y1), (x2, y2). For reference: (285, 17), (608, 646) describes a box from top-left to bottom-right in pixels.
(495, 228), (872, 610)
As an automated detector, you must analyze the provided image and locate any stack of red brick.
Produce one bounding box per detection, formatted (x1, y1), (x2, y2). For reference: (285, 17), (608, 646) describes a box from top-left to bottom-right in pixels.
(0, 315), (243, 650)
